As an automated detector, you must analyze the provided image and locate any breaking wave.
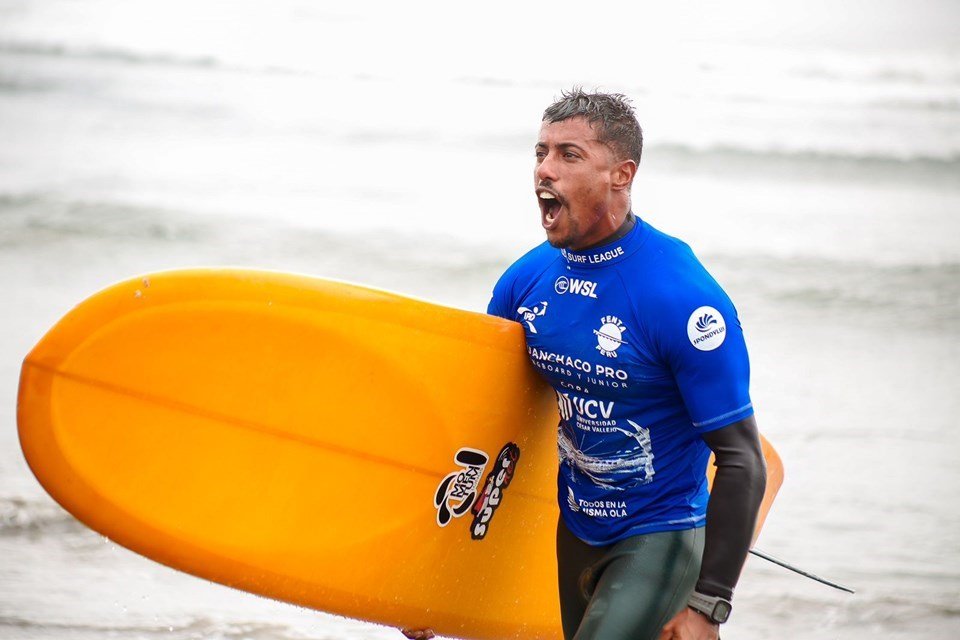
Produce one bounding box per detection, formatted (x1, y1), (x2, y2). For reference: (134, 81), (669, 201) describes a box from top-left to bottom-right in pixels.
(0, 497), (80, 535)
(0, 39), (222, 70)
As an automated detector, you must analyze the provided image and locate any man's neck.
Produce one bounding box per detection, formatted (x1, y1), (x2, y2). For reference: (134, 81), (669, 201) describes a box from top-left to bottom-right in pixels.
(577, 212), (635, 252)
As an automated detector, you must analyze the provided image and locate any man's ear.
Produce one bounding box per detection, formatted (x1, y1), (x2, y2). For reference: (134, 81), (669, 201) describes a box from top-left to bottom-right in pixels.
(611, 159), (637, 191)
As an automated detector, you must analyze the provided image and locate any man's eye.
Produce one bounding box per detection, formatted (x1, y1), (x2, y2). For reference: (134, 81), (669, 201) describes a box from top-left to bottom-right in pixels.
(563, 152), (579, 159)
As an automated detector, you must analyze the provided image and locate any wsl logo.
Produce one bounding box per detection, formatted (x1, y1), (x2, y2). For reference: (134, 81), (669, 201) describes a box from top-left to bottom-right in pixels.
(554, 276), (598, 298)
(594, 315), (628, 358)
(517, 301), (548, 334)
(687, 305), (727, 351)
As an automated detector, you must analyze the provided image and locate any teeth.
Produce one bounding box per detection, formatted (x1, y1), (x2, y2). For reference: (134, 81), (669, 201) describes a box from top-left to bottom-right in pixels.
(539, 192), (555, 200)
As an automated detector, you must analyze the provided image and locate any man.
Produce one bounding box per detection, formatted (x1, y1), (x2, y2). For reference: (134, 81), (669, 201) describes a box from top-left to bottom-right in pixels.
(405, 89), (766, 640)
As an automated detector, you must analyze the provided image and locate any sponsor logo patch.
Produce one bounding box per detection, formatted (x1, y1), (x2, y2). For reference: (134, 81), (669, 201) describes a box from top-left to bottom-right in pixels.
(554, 276), (598, 298)
(470, 443), (521, 540)
(517, 301), (548, 334)
(557, 392), (614, 421)
(594, 315), (628, 358)
(434, 448), (489, 527)
(687, 305), (727, 351)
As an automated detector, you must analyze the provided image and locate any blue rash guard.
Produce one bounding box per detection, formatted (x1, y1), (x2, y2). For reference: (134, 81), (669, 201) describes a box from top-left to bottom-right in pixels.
(488, 217), (754, 546)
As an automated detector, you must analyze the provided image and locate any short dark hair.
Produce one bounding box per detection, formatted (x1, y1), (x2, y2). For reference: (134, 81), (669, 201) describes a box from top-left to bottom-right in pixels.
(542, 88), (643, 165)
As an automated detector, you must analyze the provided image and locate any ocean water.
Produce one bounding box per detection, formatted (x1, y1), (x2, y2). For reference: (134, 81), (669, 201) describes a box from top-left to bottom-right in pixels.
(2, 1), (959, 638)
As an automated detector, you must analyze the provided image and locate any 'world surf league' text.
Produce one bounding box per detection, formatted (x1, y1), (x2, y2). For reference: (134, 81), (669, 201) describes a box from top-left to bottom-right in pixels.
(562, 246), (625, 265)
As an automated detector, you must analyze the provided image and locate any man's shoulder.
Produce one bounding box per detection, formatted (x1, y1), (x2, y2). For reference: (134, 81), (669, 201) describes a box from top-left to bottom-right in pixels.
(488, 241), (562, 318)
(625, 221), (732, 313)
(626, 222), (704, 287)
(639, 221), (697, 268)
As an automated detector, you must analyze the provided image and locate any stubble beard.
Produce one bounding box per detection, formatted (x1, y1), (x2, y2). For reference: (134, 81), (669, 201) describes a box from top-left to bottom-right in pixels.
(546, 221), (578, 250)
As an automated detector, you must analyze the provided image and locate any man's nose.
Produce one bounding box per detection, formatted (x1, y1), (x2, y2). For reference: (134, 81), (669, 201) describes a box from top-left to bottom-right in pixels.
(535, 153), (558, 182)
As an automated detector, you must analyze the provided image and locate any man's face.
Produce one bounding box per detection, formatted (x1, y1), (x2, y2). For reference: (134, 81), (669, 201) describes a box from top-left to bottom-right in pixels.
(534, 117), (623, 251)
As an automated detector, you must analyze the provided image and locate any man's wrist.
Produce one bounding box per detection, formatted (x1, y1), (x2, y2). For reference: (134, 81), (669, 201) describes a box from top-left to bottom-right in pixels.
(687, 590), (733, 624)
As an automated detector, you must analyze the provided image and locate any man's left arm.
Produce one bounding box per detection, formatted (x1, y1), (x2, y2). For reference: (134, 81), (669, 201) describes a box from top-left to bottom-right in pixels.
(647, 264), (768, 638)
(698, 414), (767, 600)
(660, 416), (766, 640)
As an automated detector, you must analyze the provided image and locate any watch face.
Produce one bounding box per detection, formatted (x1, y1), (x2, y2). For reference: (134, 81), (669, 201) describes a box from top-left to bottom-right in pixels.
(712, 600), (732, 624)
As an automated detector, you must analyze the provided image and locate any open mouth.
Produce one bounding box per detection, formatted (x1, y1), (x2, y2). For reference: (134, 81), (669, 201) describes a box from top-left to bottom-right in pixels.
(537, 188), (564, 229)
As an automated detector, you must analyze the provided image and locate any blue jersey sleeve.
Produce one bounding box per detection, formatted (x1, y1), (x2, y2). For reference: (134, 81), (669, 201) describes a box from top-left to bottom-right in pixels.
(646, 262), (754, 432)
(487, 268), (516, 320)
(487, 241), (560, 321)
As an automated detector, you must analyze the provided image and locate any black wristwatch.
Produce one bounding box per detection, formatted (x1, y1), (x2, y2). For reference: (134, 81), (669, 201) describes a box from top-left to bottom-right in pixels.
(687, 590), (733, 624)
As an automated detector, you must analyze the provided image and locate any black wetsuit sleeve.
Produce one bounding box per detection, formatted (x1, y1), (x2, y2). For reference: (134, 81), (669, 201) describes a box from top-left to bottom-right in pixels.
(696, 415), (767, 600)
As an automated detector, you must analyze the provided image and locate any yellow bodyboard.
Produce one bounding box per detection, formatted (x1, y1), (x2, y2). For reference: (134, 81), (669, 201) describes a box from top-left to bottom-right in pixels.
(17, 269), (782, 639)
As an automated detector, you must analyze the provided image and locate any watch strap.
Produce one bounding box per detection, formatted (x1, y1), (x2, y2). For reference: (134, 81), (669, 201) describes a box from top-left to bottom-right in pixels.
(687, 590), (733, 624)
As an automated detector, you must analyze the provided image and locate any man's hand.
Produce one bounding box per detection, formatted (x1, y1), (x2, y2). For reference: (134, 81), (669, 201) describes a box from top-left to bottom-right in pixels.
(658, 607), (719, 640)
(400, 628), (435, 639)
